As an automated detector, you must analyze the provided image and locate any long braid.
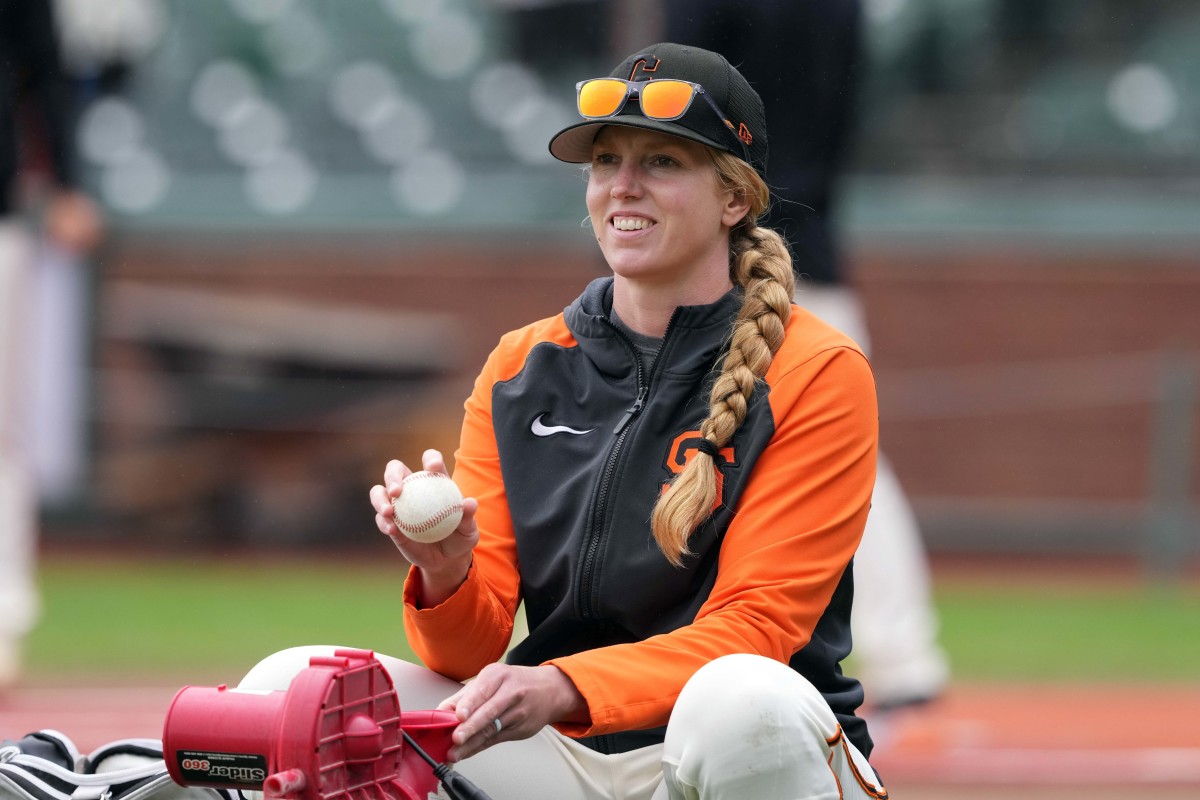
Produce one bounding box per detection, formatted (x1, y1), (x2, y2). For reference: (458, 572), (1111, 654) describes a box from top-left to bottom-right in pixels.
(651, 154), (794, 566)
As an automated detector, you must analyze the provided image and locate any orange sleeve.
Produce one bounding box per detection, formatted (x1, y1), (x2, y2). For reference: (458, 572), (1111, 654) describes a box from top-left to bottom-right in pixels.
(547, 334), (878, 737)
(402, 318), (575, 680)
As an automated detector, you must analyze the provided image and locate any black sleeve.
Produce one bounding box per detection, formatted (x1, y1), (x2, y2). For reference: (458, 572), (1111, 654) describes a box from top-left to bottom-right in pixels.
(662, 0), (864, 284)
(2, 0), (78, 193)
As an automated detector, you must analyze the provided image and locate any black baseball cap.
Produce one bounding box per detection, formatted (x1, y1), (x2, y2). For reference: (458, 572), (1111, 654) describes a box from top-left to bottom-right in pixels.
(549, 42), (768, 175)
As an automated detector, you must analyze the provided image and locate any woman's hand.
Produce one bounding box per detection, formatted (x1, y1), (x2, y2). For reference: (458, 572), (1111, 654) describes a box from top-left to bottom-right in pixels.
(437, 663), (588, 762)
(370, 449), (478, 605)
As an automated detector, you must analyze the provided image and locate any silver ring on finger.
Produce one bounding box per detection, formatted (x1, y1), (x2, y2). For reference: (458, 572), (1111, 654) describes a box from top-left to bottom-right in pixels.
(491, 718), (502, 736)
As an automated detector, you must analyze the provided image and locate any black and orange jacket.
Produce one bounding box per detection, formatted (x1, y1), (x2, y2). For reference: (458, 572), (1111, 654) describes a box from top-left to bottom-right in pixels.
(404, 277), (878, 757)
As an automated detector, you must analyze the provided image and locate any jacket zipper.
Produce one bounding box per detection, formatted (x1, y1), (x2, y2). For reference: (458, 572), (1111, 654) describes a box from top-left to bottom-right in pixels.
(576, 323), (647, 624)
(578, 311), (680, 755)
(613, 385), (648, 435)
(576, 311), (678, 622)
(577, 322), (649, 757)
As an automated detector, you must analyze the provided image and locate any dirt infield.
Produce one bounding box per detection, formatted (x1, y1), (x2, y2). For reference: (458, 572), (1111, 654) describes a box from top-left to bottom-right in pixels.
(4, 680), (1199, 797)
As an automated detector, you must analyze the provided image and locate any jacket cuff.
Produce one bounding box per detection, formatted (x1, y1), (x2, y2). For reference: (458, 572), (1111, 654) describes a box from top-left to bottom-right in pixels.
(542, 656), (602, 737)
(402, 560), (476, 614)
(403, 562), (509, 677)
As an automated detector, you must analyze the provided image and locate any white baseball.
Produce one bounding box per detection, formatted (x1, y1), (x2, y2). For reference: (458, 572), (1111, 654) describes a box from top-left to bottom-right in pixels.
(391, 471), (464, 543)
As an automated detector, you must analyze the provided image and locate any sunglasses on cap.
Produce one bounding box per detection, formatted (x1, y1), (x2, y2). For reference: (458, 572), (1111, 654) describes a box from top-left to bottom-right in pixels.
(575, 77), (751, 163)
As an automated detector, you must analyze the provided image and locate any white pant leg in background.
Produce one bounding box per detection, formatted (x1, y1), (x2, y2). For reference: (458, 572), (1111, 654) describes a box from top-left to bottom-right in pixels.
(853, 453), (951, 705)
(654, 654), (886, 800)
(30, 241), (91, 505)
(0, 223), (40, 684)
(793, 283), (949, 707)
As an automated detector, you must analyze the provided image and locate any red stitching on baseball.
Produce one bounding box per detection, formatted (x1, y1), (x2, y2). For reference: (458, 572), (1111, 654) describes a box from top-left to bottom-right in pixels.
(395, 473), (463, 535)
(396, 503), (463, 534)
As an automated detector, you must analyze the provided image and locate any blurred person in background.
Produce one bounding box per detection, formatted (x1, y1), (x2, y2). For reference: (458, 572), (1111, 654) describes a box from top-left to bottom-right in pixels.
(663, 0), (951, 716)
(245, 41), (887, 798)
(0, 0), (103, 687)
(486, 0), (615, 77)
(26, 0), (158, 510)
(53, 0), (163, 102)
(486, 0), (667, 82)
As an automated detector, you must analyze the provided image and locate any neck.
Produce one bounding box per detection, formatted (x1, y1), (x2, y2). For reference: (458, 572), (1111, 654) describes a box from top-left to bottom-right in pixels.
(611, 276), (733, 337)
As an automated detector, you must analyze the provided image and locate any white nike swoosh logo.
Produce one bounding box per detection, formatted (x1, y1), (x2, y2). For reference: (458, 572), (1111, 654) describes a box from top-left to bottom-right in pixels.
(531, 414), (595, 437)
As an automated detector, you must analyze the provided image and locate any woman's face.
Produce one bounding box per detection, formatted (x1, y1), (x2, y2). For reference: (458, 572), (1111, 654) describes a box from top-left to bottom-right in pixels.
(586, 127), (748, 291)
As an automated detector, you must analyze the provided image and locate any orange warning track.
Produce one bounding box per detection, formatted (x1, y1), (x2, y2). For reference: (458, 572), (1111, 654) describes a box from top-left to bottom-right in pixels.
(867, 682), (1200, 786)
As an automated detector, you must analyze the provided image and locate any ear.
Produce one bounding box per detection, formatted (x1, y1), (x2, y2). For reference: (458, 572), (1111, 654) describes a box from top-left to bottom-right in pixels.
(721, 188), (752, 228)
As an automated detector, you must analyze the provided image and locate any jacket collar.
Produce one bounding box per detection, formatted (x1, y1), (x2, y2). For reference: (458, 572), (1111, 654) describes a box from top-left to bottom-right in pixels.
(565, 277), (743, 379)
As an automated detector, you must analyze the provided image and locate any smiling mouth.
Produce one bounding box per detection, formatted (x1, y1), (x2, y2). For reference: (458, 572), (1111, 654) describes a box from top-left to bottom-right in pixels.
(612, 216), (654, 231)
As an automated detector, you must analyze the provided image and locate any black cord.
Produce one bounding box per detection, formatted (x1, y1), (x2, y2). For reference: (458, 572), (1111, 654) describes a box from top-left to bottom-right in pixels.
(400, 730), (493, 800)
(400, 730), (440, 769)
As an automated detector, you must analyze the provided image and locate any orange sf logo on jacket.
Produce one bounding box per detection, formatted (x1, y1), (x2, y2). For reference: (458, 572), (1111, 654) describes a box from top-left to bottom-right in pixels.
(662, 430), (737, 510)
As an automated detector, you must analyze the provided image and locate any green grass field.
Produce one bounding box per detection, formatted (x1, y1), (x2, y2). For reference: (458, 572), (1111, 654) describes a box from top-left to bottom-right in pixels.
(24, 552), (1200, 684)
(932, 569), (1200, 682)
(26, 554), (419, 682)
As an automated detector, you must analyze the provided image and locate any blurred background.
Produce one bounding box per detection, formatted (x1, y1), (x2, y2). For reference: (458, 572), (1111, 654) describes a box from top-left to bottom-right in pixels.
(25, 0), (1197, 561)
(3, 0), (1198, 797)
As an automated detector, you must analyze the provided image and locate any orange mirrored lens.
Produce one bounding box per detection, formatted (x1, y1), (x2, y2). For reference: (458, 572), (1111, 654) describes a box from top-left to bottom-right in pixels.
(578, 79), (629, 117)
(640, 80), (696, 120)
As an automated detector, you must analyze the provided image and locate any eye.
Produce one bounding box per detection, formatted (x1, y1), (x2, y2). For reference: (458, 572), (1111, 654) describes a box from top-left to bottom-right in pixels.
(590, 152), (618, 168)
(648, 154), (679, 168)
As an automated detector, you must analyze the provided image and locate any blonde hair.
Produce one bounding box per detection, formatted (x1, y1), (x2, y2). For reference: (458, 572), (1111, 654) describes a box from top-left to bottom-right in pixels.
(649, 150), (795, 567)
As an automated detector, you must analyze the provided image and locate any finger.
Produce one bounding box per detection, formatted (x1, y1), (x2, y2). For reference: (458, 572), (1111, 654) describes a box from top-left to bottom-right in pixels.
(376, 511), (402, 539)
(369, 484), (393, 516)
(383, 459), (411, 493)
(446, 671), (501, 739)
(448, 669), (512, 744)
(437, 684), (469, 714)
(370, 485), (401, 538)
(421, 449), (446, 474)
(448, 712), (508, 762)
(456, 497), (479, 533)
(465, 701), (510, 741)
(447, 685), (484, 728)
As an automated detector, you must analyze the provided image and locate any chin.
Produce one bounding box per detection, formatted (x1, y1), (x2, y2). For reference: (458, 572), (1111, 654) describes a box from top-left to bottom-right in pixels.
(608, 261), (663, 282)
(601, 248), (654, 276)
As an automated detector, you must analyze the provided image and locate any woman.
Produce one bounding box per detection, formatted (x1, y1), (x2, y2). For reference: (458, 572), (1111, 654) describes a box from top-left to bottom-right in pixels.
(244, 43), (885, 799)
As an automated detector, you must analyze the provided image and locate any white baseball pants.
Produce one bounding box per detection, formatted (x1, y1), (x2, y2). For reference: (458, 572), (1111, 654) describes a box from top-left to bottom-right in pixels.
(0, 223), (39, 667)
(240, 647), (887, 800)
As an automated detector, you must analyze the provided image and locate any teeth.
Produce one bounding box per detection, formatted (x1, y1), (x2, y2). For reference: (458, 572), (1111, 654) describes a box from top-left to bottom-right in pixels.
(613, 217), (653, 231)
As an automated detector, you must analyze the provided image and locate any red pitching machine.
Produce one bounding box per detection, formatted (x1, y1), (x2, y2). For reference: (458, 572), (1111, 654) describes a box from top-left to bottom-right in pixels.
(162, 648), (490, 800)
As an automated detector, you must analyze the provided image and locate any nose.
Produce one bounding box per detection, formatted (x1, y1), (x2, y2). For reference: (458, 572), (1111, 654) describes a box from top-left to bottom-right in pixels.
(610, 160), (643, 199)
